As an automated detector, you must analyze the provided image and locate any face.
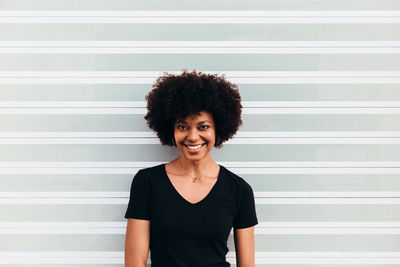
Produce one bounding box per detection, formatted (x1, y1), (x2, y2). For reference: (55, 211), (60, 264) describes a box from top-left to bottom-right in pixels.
(173, 111), (216, 162)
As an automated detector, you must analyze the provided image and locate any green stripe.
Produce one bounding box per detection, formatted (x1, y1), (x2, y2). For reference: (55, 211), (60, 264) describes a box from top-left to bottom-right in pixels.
(0, 234), (399, 251)
(0, 115), (399, 131)
(1, 24), (399, 41)
(1, 84), (400, 101)
(1, 204), (400, 221)
(1, 174), (400, 192)
(0, 144), (399, 160)
(1, 54), (400, 70)
(1, 0), (399, 10)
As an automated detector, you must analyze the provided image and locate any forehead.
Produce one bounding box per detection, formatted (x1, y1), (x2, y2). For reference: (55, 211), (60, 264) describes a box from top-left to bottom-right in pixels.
(175, 111), (214, 123)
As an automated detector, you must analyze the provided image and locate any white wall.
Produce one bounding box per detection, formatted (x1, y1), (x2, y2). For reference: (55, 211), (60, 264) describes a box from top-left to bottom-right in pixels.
(0, 0), (400, 265)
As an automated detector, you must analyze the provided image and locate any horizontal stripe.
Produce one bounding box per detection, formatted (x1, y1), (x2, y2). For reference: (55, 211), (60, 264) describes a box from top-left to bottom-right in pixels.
(2, 78), (398, 84)
(255, 259), (400, 264)
(6, 17), (400, 24)
(0, 11), (399, 24)
(2, 191), (400, 198)
(0, 0), (399, 10)
(259, 221), (400, 227)
(2, 44), (400, 53)
(3, 11), (400, 16)
(3, 48), (400, 54)
(1, 137), (400, 144)
(0, 222), (126, 227)
(1, 100), (399, 115)
(1, 25), (398, 44)
(0, 192), (399, 204)
(1, 130), (400, 144)
(1, 101), (400, 114)
(0, 131), (399, 138)
(256, 198), (400, 204)
(1, 205), (398, 224)
(0, 226), (399, 235)
(2, 221), (400, 228)
(0, 161), (398, 167)
(1, 71), (399, 77)
(255, 228), (400, 234)
(0, 198), (395, 204)
(2, 251), (400, 257)
(259, 192), (400, 197)
(245, 101), (400, 107)
(1, 101), (400, 107)
(0, 168), (398, 175)
(1, 40), (398, 54)
(1, 107), (400, 114)
(1, 252), (400, 264)
(1, 41), (400, 47)
(0, 71), (398, 84)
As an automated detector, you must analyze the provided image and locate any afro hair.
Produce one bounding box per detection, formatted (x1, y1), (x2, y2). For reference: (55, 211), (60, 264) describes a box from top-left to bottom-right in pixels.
(144, 69), (243, 148)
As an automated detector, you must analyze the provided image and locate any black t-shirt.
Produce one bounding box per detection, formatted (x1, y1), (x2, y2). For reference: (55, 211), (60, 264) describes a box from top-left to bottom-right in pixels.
(124, 163), (258, 267)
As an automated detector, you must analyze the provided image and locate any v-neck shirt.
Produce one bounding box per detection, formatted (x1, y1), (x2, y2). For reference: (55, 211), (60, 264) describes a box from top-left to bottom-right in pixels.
(164, 163), (221, 205)
(124, 163), (258, 267)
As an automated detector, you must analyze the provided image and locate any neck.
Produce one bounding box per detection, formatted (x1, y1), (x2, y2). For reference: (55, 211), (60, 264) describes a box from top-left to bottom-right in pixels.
(176, 155), (216, 179)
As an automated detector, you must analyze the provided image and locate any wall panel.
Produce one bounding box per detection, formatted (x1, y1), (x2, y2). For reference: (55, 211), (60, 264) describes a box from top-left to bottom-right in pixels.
(1, 0), (399, 265)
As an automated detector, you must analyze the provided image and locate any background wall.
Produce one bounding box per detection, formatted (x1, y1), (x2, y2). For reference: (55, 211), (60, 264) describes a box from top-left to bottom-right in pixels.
(1, 0), (400, 266)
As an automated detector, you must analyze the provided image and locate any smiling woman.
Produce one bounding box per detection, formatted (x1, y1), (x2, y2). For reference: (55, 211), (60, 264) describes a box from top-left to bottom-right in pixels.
(144, 69), (243, 149)
(124, 69), (258, 267)
(173, 111), (216, 168)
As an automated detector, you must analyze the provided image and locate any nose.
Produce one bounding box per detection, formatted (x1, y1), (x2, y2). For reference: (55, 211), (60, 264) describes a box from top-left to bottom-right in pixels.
(186, 128), (201, 142)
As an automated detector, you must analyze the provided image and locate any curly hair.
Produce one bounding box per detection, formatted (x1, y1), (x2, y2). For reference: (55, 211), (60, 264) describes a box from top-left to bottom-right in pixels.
(144, 69), (243, 148)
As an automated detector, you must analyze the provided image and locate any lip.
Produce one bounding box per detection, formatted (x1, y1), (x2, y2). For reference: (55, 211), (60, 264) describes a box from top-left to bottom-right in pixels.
(184, 143), (205, 146)
(183, 143), (206, 152)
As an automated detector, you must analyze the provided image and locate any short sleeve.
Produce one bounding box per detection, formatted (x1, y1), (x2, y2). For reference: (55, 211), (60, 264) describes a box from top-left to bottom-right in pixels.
(233, 179), (258, 229)
(124, 169), (151, 220)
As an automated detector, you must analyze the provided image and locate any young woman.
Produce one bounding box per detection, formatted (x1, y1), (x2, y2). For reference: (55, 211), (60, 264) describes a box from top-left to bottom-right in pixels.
(124, 70), (258, 267)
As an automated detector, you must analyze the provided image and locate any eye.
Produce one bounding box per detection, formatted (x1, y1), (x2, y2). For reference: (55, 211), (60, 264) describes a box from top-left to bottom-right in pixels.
(176, 125), (186, 130)
(199, 125), (209, 130)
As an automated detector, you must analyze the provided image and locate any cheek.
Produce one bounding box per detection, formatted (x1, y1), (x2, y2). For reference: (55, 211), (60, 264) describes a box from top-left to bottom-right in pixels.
(205, 132), (216, 141)
(174, 131), (183, 139)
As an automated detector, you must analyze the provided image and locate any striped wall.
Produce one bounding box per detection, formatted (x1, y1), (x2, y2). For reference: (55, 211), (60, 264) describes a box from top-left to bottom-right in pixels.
(0, 0), (400, 266)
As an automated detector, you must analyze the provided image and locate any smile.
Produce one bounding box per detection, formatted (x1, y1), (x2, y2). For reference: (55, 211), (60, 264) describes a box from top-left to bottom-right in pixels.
(184, 143), (206, 151)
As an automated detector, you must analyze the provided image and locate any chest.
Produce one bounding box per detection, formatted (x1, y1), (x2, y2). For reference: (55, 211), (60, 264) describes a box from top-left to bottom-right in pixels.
(149, 172), (238, 241)
(167, 174), (218, 204)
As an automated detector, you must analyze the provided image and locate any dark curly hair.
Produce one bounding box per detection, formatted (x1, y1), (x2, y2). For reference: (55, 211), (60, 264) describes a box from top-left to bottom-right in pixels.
(144, 69), (243, 148)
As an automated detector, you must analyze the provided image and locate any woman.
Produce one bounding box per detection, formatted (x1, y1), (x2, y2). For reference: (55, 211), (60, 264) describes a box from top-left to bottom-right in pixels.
(124, 70), (258, 267)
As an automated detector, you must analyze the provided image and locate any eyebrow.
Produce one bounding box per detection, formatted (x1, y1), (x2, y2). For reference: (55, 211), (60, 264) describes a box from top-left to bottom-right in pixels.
(176, 120), (211, 124)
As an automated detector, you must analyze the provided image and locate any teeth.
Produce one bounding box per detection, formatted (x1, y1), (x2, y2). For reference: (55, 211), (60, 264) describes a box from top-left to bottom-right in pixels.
(186, 144), (202, 150)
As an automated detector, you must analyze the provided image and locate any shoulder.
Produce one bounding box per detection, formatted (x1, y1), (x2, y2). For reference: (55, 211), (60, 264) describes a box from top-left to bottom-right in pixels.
(138, 163), (163, 176)
(132, 164), (164, 183)
(220, 165), (254, 193)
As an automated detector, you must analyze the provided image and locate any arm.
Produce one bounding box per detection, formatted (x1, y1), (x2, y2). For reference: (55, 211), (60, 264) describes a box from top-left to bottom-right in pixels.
(125, 218), (150, 267)
(233, 226), (256, 267)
